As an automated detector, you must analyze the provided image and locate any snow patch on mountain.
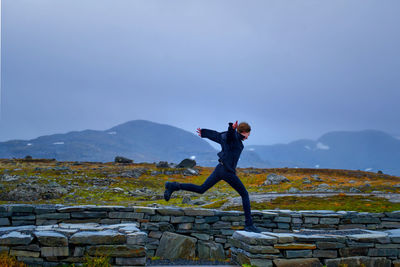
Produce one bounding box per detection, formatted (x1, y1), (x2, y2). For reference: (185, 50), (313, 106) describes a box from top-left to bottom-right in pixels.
(316, 142), (330, 150)
(53, 142), (64, 145)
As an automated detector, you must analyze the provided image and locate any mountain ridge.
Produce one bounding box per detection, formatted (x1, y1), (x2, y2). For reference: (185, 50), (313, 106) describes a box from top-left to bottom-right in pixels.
(1, 120), (399, 175)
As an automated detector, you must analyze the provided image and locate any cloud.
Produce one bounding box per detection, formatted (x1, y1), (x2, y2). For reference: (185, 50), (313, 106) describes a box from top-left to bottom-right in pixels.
(53, 142), (64, 145)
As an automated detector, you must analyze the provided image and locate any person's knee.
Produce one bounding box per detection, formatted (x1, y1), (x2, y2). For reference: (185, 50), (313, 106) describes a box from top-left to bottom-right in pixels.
(199, 186), (207, 194)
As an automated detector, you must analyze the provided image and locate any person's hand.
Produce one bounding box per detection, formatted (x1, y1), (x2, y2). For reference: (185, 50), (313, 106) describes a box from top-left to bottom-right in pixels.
(232, 120), (238, 130)
(196, 128), (202, 137)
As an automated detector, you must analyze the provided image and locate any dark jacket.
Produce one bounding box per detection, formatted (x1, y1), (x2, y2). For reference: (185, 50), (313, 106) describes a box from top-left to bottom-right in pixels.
(200, 122), (246, 174)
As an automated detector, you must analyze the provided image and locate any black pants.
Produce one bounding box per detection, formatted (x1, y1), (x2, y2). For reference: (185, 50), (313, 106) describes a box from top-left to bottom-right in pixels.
(178, 163), (253, 226)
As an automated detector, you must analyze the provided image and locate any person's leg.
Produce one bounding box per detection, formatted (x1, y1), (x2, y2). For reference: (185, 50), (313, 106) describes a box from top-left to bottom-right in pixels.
(178, 164), (223, 194)
(223, 172), (253, 226)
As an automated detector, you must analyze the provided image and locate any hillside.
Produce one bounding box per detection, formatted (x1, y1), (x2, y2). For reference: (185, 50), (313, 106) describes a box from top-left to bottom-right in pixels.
(1, 158), (399, 212)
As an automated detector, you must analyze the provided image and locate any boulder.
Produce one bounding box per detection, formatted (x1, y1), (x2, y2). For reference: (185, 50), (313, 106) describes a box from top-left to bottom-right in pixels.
(114, 156), (133, 164)
(176, 159), (196, 168)
(156, 161), (171, 168)
(263, 174), (290, 185)
(197, 240), (225, 261)
(155, 232), (197, 260)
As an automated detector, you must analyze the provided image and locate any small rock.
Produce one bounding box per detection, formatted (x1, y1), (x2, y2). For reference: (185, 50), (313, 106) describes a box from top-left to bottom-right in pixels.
(1, 174), (20, 182)
(120, 168), (148, 178)
(182, 196), (191, 204)
(112, 187), (125, 193)
(288, 187), (300, 193)
(349, 187), (361, 193)
(189, 198), (207, 205)
(151, 170), (162, 176)
(182, 168), (199, 176)
(311, 174), (323, 181)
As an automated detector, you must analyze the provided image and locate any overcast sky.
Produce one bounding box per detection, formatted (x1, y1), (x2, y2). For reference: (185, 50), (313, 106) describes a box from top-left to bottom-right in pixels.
(1, 0), (399, 146)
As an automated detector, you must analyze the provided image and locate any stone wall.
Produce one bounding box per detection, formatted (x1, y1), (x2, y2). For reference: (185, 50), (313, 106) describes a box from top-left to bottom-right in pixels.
(1, 204), (400, 265)
(0, 222), (147, 266)
(230, 229), (400, 267)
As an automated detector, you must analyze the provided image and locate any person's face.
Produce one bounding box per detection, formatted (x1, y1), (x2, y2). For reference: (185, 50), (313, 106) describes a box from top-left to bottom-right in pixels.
(240, 131), (250, 140)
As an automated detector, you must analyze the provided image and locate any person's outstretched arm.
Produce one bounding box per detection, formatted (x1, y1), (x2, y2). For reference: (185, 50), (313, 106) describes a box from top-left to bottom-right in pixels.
(197, 127), (222, 144)
(226, 121), (238, 143)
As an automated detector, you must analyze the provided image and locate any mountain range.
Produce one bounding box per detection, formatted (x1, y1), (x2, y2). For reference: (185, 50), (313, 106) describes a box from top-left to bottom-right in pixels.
(1, 119), (399, 176)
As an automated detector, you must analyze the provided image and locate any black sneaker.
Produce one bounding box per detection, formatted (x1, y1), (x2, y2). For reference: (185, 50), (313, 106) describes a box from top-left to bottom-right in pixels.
(163, 181), (178, 202)
(244, 224), (261, 233)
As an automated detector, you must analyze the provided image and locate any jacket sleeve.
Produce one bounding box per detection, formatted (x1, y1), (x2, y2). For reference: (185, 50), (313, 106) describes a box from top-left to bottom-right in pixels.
(200, 129), (222, 144)
(226, 122), (235, 143)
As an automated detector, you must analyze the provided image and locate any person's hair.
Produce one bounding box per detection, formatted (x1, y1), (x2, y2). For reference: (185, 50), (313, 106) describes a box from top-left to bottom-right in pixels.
(237, 122), (251, 133)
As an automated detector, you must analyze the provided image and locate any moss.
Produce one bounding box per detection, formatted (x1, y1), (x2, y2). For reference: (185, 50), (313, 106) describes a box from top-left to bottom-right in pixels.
(202, 199), (229, 209)
(227, 195), (400, 213)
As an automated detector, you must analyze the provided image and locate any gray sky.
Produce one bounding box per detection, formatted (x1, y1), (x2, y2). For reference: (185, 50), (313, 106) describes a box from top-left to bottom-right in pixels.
(1, 0), (400, 146)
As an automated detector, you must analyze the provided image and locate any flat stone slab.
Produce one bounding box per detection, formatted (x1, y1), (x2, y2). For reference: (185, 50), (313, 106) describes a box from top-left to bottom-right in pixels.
(0, 231), (33, 245)
(34, 231), (68, 246)
(274, 243), (316, 250)
(262, 232), (294, 243)
(232, 231), (278, 245)
(273, 258), (322, 267)
(70, 230), (126, 245)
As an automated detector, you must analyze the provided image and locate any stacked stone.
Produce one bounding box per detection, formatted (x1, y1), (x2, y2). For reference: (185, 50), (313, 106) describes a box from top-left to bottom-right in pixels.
(0, 223), (147, 266)
(230, 229), (400, 267)
(141, 207), (244, 259)
(1, 205), (400, 231)
(1, 204), (400, 264)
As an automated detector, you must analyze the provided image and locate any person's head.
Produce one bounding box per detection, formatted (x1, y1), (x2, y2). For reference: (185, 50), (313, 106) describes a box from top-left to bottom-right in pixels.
(237, 122), (251, 140)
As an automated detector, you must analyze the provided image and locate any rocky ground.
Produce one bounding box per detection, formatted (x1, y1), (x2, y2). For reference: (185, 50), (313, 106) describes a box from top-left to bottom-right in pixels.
(0, 158), (400, 212)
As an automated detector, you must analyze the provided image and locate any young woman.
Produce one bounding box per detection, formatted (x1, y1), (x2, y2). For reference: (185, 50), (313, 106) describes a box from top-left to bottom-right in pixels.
(163, 121), (260, 233)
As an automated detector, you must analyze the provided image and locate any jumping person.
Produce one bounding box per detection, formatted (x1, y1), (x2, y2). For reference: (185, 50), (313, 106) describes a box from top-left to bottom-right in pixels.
(163, 121), (260, 233)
